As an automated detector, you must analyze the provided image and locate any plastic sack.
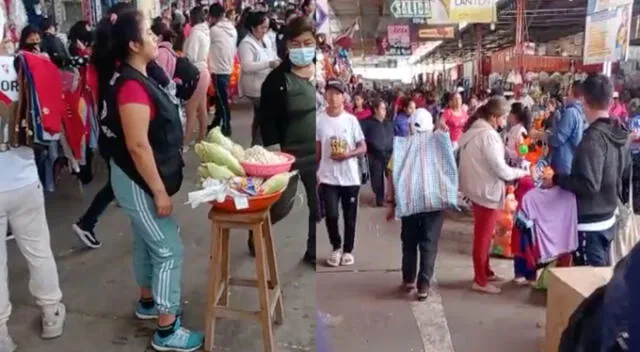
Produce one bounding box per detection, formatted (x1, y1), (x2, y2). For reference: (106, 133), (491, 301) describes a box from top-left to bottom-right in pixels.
(612, 167), (640, 264)
(391, 131), (458, 217)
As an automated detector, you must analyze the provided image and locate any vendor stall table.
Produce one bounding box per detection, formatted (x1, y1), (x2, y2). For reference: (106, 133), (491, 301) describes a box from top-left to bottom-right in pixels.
(544, 266), (613, 352)
(205, 208), (284, 352)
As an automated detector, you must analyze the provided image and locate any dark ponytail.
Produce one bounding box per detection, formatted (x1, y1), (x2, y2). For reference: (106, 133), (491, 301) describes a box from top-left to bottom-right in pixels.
(463, 96), (509, 132)
(91, 2), (137, 110)
(91, 4), (146, 118)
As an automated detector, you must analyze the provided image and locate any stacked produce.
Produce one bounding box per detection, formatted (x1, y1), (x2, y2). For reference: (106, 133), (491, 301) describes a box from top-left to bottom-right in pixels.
(194, 127), (295, 197)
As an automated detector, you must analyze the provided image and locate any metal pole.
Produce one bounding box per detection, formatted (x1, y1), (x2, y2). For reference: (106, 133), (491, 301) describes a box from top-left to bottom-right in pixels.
(475, 24), (483, 94)
(515, 0), (525, 77)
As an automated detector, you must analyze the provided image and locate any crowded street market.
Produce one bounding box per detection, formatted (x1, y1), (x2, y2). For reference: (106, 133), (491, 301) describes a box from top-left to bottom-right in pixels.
(0, 0), (640, 351)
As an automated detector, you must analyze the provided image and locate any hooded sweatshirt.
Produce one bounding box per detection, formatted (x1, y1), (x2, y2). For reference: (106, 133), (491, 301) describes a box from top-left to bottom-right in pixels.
(554, 118), (630, 227)
(458, 119), (529, 209)
(183, 22), (211, 70)
(209, 19), (238, 75)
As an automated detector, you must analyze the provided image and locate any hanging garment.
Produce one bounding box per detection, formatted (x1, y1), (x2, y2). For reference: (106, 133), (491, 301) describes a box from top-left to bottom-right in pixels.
(21, 51), (64, 135)
(521, 186), (579, 263)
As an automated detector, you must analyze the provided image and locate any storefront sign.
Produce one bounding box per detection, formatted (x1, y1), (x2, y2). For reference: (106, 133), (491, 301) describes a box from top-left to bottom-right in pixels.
(587, 0), (633, 14)
(583, 4), (632, 64)
(389, 0), (432, 19)
(417, 25), (455, 40)
(448, 0), (496, 23)
(387, 24), (412, 56)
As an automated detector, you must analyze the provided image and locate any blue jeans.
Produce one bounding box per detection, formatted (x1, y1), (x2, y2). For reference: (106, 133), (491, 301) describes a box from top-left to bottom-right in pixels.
(212, 74), (231, 135)
(574, 227), (616, 267)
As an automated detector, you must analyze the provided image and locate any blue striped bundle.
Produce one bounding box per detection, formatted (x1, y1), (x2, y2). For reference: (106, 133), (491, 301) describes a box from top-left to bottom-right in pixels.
(392, 131), (459, 217)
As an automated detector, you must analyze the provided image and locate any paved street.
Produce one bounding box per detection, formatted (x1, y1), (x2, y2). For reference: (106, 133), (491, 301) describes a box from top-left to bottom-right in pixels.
(6, 104), (315, 352)
(6, 102), (547, 352)
(317, 179), (547, 352)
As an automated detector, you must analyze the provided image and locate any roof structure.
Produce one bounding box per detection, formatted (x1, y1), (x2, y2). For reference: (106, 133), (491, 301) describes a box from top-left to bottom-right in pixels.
(328, 0), (640, 63)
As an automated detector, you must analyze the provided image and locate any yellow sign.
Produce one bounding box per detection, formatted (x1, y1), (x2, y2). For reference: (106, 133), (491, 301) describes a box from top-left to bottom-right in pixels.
(445, 0), (496, 23)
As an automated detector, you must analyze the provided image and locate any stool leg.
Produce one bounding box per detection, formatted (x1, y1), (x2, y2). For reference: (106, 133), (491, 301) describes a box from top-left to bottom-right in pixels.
(219, 228), (231, 307)
(253, 225), (276, 352)
(262, 220), (284, 325)
(205, 225), (223, 352)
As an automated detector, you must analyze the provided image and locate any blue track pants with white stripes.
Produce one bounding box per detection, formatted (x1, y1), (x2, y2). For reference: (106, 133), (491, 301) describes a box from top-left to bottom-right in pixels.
(110, 161), (183, 315)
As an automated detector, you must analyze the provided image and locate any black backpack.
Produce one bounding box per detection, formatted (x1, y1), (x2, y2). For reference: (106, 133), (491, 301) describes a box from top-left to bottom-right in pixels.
(170, 51), (200, 101)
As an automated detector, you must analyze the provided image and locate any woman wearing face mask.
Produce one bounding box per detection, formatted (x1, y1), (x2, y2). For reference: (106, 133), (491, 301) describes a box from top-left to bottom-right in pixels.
(458, 96), (529, 294)
(18, 25), (42, 53)
(259, 16), (318, 265)
(238, 11), (281, 146)
(182, 6), (211, 152)
(96, 11), (203, 351)
(301, 0), (316, 22)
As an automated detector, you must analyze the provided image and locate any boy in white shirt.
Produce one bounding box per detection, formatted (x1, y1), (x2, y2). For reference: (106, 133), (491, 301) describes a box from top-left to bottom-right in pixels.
(316, 80), (367, 267)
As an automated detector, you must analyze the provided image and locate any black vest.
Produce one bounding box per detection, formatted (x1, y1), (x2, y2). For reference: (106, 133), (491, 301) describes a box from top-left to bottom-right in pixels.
(100, 63), (184, 196)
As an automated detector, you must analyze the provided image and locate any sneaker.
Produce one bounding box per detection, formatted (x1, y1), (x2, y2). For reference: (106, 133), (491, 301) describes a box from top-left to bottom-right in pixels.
(6, 232), (14, 241)
(401, 281), (416, 293)
(135, 301), (159, 320)
(340, 253), (355, 266)
(151, 318), (204, 352)
(303, 251), (316, 267)
(416, 287), (429, 301)
(0, 325), (17, 352)
(326, 250), (342, 267)
(41, 303), (66, 339)
(513, 277), (529, 286)
(471, 283), (502, 294)
(72, 223), (102, 249)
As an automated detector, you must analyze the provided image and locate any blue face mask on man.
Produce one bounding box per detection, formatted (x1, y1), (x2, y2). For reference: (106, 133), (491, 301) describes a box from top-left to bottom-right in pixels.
(289, 47), (315, 67)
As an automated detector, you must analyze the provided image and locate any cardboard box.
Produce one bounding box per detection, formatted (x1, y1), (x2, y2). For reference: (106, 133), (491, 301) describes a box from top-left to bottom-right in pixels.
(544, 267), (613, 352)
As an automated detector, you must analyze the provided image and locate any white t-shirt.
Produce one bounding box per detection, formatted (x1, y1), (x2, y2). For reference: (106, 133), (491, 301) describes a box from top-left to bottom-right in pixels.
(316, 110), (365, 186)
(0, 147), (39, 193)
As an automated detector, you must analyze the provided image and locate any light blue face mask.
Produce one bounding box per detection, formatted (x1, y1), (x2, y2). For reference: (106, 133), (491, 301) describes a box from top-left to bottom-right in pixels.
(289, 47), (316, 67)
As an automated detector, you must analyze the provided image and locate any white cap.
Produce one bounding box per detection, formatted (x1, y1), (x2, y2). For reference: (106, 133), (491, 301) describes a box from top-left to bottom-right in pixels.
(410, 108), (434, 133)
(613, 91), (619, 98)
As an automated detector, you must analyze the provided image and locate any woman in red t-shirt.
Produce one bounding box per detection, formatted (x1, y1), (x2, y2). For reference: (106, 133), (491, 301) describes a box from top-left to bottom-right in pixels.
(350, 93), (372, 120)
(93, 10), (203, 351)
(442, 92), (468, 148)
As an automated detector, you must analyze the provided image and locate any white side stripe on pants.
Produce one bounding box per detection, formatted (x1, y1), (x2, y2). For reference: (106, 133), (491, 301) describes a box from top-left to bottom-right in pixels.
(131, 182), (165, 241)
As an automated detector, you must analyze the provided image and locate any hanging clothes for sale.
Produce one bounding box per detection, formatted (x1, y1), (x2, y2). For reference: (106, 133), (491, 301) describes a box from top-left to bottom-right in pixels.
(519, 186), (579, 263)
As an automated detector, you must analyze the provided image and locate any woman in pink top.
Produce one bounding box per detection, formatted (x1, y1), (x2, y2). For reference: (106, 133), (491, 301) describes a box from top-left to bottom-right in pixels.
(442, 92), (468, 148)
(351, 93), (372, 120)
(151, 22), (177, 79)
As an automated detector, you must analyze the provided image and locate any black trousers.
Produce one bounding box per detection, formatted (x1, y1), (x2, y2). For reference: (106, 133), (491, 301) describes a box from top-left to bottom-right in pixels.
(368, 153), (388, 205)
(320, 184), (360, 253)
(299, 168), (317, 257)
(210, 74), (231, 136)
(78, 161), (114, 232)
(401, 211), (445, 289)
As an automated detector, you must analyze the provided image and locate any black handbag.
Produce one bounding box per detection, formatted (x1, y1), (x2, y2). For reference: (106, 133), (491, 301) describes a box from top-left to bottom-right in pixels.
(269, 172), (300, 224)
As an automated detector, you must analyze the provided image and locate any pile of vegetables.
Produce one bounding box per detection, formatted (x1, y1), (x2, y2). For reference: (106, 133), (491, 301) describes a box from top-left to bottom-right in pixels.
(194, 127), (294, 196)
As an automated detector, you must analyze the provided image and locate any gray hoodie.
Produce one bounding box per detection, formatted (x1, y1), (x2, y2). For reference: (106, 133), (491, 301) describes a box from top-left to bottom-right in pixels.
(209, 19), (238, 75)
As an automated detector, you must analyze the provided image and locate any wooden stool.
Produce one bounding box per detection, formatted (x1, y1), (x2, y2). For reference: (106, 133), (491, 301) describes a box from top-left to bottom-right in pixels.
(205, 208), (284, 352)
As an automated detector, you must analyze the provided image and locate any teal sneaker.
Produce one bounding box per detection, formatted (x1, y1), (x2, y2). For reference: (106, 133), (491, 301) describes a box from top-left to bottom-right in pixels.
(135, 301), (159, 320)
(151, 318), (204, 352)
